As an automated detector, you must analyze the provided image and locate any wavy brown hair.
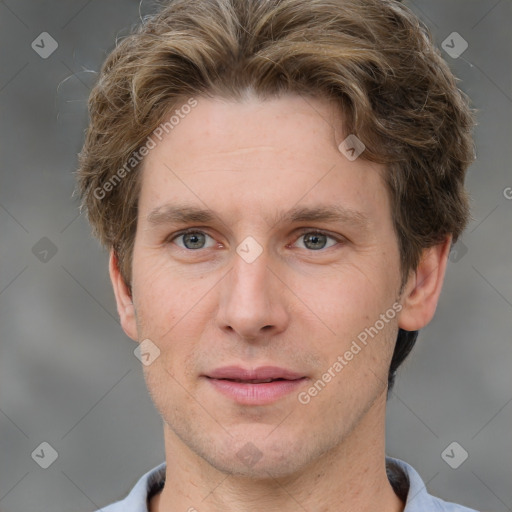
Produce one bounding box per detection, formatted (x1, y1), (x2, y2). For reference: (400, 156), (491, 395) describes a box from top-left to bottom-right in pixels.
(76, 0), (475, 390)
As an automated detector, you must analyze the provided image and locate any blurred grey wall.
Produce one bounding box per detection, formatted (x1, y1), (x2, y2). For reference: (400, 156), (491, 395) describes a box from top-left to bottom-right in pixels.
(1, 1), (511, 511)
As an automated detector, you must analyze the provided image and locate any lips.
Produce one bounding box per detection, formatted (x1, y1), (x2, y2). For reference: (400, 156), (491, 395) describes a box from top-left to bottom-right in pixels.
(206, 366), (305, 382)
(204, 366), (307, 405)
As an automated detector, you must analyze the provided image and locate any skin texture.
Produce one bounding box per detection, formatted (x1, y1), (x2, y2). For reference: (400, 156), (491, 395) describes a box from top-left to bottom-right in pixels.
(110, 93), (451, 512)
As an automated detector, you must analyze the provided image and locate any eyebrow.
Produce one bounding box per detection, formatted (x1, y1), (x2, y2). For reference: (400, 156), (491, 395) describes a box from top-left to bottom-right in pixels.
(146, 203), (369, 230)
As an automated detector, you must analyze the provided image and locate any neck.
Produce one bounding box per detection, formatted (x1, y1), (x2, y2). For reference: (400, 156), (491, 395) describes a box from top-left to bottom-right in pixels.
(150, 393), (403, 512)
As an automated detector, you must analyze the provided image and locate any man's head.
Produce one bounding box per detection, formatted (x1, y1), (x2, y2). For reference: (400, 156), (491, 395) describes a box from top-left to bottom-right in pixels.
(76, 0), (474, 478)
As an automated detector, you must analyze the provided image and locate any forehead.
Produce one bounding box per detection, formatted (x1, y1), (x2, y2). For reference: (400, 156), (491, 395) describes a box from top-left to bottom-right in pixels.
(137, 94), (389, 227)
(155, 93), (345, 161)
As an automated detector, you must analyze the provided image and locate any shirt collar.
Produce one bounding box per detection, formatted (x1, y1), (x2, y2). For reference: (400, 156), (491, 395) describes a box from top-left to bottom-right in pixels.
(111, 456), (475, 512)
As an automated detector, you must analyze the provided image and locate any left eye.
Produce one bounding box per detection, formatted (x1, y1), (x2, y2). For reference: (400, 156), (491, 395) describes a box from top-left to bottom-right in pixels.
(292, 231), (339, 251)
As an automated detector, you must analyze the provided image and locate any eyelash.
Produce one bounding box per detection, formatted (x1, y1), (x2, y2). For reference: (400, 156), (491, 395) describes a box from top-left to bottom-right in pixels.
(167, 227), (344, 252)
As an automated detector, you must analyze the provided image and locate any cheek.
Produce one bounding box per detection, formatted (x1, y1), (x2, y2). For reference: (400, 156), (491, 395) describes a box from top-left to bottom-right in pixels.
(293, 262), (397, 339)
(131, 251), (207, 333)
(291, 262), (401, 397)
(131, 256), (215, 385)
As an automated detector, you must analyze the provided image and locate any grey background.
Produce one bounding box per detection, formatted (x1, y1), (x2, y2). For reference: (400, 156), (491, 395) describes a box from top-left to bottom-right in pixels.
(0, 1), (511, 511)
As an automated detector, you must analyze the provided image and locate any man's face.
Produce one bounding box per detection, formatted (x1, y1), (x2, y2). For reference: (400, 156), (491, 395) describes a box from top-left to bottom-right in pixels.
(126, 93), (404, 477)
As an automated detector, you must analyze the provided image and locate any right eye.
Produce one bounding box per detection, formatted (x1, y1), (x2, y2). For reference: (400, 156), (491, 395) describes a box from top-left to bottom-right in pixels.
(169, 229), (217, 250)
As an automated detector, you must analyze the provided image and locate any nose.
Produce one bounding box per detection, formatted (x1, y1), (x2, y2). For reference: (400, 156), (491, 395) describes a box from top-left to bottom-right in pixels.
(216, 248), (289, 342)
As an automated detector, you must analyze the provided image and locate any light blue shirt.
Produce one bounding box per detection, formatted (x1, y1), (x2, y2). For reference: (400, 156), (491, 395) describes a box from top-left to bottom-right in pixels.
(96, 457), (479, 511)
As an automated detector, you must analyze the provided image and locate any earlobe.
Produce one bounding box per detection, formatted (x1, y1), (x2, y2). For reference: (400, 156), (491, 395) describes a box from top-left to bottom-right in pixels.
(397, 236), (452, 332)
(109, 250), (138, 341)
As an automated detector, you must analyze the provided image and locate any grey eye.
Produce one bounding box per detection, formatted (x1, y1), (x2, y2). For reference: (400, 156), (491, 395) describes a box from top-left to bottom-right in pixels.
(174, 231), (215, 250)
(295, 232), (337, 251)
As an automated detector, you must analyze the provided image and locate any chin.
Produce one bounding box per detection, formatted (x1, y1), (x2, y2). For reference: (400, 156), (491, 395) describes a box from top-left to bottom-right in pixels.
(208, 451), (303, 480)
(199, 428), (320, 480)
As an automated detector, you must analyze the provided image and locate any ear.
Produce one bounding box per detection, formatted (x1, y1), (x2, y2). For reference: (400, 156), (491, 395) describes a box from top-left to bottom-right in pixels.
(397, 235), (452, 331)
(109, 250), (138, 342)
